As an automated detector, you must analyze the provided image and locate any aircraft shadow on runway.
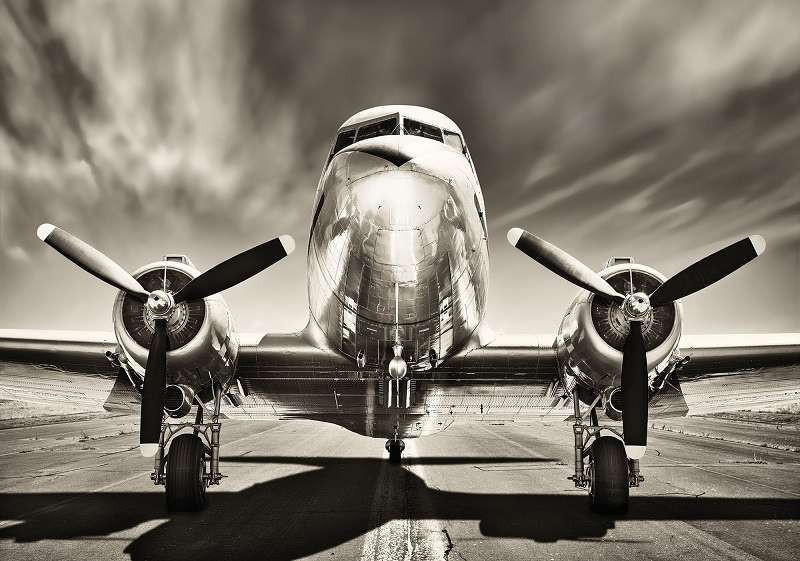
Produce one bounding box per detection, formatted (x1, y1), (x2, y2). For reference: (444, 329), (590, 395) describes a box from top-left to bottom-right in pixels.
(1, 455), (798, 560)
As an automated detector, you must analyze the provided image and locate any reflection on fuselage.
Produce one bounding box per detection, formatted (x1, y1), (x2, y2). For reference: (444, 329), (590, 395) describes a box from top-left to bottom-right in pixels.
(308, 133), (489, 369)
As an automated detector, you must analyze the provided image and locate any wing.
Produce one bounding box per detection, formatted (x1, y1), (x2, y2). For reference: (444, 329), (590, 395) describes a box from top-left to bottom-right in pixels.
(0, 329), (140, 412)
(673, 333), (800, 415)
(229, 325), (564, 436)
(413, 330), (564, 418)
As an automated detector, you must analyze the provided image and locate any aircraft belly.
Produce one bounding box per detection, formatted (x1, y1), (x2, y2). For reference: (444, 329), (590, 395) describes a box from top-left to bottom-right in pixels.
(232, 373), (564, 439)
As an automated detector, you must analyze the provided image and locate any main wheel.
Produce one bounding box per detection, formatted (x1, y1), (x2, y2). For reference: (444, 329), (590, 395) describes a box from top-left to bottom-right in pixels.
(166, 434), (207, 511)
(587, 436), (629, 514)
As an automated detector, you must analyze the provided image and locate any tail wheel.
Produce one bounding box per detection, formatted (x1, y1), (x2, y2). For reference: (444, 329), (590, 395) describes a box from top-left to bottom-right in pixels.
(166, 434), (207, 511)
(588, 436), (629, 514)
(386, 439), (405, 464)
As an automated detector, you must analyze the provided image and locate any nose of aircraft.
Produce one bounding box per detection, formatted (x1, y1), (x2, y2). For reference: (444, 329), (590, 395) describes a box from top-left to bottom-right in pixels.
(310, 133), (484, 330)
(339, 135), (436, 168)
(336, 135), (457, 232)
(350, 167), (451, 232)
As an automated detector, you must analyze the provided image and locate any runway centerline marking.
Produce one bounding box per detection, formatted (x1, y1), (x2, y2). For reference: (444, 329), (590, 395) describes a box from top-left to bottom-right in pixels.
(360, 440), (447, 561)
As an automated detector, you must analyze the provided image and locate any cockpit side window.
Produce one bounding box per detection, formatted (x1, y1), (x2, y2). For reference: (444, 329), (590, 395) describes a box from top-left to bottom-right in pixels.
(329, 116), (400, 163)
(403, 118), (443, 143)
(355, 117), (399, 142)
(443, 130), (465, 153)
(333, 129), (356, 154)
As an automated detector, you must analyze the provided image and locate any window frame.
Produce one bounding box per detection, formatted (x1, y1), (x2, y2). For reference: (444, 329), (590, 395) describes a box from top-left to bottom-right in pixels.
(442, 129), (466, 154)
(402, 116), (444, 143)
(328, 112), (401, 162)
(355, 115), (400, 143)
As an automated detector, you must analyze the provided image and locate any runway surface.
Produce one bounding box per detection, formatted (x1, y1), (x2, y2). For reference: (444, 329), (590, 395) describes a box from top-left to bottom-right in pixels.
(1, 415), (799, 561)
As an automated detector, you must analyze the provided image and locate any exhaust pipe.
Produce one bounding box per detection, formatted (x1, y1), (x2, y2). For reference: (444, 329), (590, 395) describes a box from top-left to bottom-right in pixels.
(164, 384), (196, 418)
(604, 386), (624, 421)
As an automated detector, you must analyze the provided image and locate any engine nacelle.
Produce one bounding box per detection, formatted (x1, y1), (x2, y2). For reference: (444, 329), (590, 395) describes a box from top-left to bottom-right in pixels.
(112, 260), (239, 411)
(556, 262), (682, 402)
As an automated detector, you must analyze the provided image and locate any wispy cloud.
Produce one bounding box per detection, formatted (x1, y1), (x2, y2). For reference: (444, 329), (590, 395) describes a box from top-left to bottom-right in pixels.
(1, 0), (798, 333)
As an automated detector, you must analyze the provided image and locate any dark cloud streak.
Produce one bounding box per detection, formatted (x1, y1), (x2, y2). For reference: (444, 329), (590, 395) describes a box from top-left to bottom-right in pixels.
(0, 0), (798, 334)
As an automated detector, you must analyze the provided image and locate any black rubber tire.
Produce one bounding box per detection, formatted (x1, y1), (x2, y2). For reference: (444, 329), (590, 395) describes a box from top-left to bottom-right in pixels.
(588, 436), (629, 514)
(166, 434), (207, 511)
(388, 443), (402, 464)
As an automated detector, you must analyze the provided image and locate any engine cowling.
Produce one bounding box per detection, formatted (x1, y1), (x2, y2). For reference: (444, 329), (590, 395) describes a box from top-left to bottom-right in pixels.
(112, 260), (239, 410)
(556, 263), (682, 400)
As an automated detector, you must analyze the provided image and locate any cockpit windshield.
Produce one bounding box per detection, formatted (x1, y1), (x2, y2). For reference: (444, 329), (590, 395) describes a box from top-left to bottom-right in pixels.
(329, 112), (469, 163)
(403, 118), (443, 143)
(356, 117), (398, 141)
(331, 115), (399, 159)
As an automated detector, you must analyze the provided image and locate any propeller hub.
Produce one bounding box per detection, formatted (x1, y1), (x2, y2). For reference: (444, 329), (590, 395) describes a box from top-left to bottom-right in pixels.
(622, 292), (651, 321)
(146, 290), (175, 318)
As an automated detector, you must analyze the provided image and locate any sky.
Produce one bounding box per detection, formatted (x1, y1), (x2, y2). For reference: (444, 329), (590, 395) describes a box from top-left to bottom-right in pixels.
(1, 0), (798, 335)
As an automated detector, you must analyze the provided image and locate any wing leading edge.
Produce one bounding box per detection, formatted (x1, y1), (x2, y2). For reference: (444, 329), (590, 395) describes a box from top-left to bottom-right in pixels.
(2, 328), (798, 426)
(674, 333), (800, 415)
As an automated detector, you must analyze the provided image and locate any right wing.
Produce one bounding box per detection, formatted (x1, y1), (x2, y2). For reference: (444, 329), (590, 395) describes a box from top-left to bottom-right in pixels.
(673, 333), (800, 415)
(0, 329), (139, 412)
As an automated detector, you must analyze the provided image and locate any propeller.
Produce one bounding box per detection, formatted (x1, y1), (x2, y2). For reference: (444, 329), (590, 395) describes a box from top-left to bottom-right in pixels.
(506, 228), (624, 302)
(507, 228), (765, 459)
(37, 223), (295, 456)
(139, 318), (168, 457)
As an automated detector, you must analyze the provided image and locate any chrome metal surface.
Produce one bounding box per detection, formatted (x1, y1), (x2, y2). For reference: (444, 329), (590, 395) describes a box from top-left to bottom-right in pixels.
(622, 292), (651, 321)
(557, 263), (682, 395)
(308, 108), (489, 371)
(113, 260), (239, 393)
(146, 290), (175, 318)
(164, 384), (195, 418)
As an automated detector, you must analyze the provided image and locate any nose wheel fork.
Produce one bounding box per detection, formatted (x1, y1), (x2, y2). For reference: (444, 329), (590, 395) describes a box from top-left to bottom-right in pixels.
(567, 389), (643, 513)
(151, 383), (226, 511)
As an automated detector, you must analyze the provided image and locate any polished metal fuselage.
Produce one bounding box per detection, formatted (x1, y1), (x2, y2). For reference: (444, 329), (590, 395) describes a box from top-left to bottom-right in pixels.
(307, 134), (490, 370)
(244, 108), (565, 439)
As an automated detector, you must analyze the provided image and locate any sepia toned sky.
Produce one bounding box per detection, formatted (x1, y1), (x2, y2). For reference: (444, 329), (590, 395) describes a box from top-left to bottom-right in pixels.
(1, 0), (798, 335)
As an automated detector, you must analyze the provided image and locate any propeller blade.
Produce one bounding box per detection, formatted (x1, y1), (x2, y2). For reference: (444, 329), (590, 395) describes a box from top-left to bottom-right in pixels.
(37, 223), (149, 300)
(621, 321), (648, 459)
(140, 319), (168, 457)
(649, 235), (765, 306)
(173, 235), (295, 303)
(507, 228), (624, 302)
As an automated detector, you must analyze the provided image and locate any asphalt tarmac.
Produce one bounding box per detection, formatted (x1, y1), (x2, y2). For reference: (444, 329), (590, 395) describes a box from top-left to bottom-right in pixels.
(1, 415), (798, 561)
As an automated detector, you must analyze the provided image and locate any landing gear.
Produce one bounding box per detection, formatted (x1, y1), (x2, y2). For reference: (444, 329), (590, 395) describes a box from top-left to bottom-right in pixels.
(166, 433), (206, 511)
(567, 389), (640, 514)
(385, 438), (405, 463)
(587, 436), (628, 513)
(151, 383), (226, 511)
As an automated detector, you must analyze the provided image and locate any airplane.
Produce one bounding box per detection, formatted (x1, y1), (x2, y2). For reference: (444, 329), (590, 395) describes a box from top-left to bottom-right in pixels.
(1, 105), (799, 514)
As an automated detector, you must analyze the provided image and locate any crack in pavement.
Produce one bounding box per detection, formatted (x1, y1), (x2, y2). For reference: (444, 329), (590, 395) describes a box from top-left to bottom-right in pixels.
(441, 528), (466, 561)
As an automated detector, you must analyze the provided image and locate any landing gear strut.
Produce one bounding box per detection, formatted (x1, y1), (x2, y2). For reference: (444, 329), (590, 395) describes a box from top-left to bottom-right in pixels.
(151, 383), (226, 511)
(385, 438), (405, 463)
(567, 389), (641, 513)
